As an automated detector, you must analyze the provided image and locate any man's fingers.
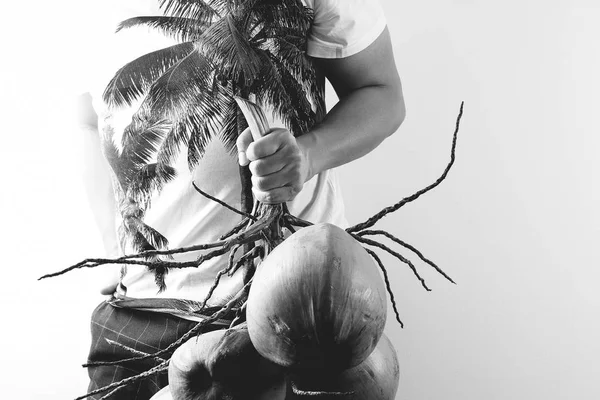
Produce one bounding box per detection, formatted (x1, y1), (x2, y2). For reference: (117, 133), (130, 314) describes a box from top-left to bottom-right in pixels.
(238, 126), (306, 204)
(252, 185), (302, 204)
(251, 163), (302, 191)
(246, 128), (289, 160)
(236, 127), (254, 166)
(249, 156), (287, 177)
(100, 282), (119, 296)
(252, 168), (287, 192)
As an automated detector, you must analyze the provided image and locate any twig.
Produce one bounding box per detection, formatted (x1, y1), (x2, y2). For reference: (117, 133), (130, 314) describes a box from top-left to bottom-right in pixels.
(192, 181), (257, 220)
(285, 214), (312, 228)
(76, 360), (169, 400)
(363, 248), (404, 328)
(358, 230), (455, 284)
(229, 301), (247, 329)
(219, 217), (250, 240)
(39, 209), (278, 281)
(347, 101), (464, 233)
(228, 245), (263, 277)
(353, 234), (431, 291)
(38, 258), (200, 280)
(195, 262), (238, 315)
(105, 339), (166, 363)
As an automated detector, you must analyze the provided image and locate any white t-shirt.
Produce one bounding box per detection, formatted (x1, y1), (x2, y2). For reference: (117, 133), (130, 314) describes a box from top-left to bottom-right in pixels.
(86, 0), (386, 306)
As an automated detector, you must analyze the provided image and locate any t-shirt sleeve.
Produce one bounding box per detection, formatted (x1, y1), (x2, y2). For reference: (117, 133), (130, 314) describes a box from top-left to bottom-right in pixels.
(306, 0), (387, 59)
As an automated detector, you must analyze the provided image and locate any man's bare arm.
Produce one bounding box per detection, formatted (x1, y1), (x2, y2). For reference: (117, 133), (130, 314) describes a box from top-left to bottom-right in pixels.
(238, 27), (405, 203)
(299, 26), (405, 178)
(76, 93), (121, 294)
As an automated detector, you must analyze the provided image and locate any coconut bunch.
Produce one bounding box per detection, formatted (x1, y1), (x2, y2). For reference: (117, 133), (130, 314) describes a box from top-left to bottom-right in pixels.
(162, 323), (399, 400)
(40, 99), (463, 400)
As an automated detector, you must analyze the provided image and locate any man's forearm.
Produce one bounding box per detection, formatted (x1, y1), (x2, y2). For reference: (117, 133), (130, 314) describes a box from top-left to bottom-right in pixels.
(298, 83), (405, 181)
(76, 93), (120, 258)
(233, 28), (405, 204)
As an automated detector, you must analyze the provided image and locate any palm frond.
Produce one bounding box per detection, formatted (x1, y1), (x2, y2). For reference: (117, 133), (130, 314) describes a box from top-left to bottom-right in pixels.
(264, 37), (317, 85)
(266, 34), (312, 73)
(187, 122), (212, 170)
(153, 266), (169, 293)
(147, 60), (231, 169)
(265, 40), (325, 121)
(198, 15), (263, 86)
(158, 0), (224, 22)
(157, 163), (178, 183)
(142, 50), (213, 118)
(154, 84), (230, 171)
(118, 197), (172, 292)
(252, 25), (306, 50)
(103, 137), (150, 191)
(128, 227), (170, 292)
(121, 117), (172, 170)
(272, 59), (315, 135)
(117, 16), (209, 42)
(129, 218), (170, 251)
(156, 122), (190, 169)
(251, 13), (324, 122)
(219, 96), (248, 155)
(103, 42), (195, 108)
(251, 52), (316, 136)
(128, 163), (177, 205)
(251, 1), (313, 32)
(120, 198), (144, 222)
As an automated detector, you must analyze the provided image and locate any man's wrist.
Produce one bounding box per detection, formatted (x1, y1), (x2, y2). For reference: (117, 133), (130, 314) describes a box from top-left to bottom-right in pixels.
(297, 131), (319, 183)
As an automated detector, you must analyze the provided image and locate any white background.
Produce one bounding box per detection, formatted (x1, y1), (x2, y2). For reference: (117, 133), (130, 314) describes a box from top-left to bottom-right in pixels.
(1, 0), (598, 399)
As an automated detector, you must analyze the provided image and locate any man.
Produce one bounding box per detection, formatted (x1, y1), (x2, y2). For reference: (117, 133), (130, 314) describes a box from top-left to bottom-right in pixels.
(78, 0), (405, 398)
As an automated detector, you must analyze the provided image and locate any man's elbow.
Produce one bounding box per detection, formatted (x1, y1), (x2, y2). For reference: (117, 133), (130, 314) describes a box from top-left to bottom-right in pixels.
(394, 93), (406, 131)
(386, 85), (406, 136)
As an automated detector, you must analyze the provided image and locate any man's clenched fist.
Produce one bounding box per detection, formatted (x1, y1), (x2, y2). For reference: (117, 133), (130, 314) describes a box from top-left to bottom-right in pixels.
(237, 127), (312, 204)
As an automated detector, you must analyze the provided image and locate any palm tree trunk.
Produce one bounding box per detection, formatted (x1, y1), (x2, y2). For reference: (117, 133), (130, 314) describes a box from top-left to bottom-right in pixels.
(236, 121), (253, 218)
(232, 84), (254, 214)
(234, 87), (255, 288)
(238, 165), (253, 213)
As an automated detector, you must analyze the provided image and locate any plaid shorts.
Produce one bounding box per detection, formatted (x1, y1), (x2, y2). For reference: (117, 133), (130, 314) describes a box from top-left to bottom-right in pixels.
(86, 300), (221, 400)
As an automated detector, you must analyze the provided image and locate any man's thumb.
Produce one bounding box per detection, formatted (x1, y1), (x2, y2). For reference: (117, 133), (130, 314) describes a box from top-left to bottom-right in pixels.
(236, 127), (254, 166)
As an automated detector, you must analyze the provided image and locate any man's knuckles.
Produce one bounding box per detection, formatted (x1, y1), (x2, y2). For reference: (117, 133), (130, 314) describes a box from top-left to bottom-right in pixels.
(251, 175), (277, 191)
(249, 158), (282, 177)
(246, 129), (295, 160)
(236, 127), (253, 151)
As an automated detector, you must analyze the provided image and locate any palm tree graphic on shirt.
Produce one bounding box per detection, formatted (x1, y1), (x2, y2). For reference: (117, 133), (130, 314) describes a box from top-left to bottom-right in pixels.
(101, 0), (324, 290)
